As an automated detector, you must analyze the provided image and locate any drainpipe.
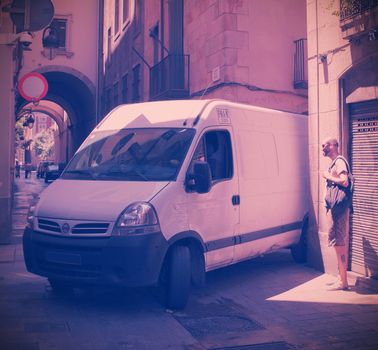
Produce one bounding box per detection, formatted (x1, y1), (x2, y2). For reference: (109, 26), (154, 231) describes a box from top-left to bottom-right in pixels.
(161, 0), (164, 60)
(96, 0), (104, 124)
(316, 0), (320, 226)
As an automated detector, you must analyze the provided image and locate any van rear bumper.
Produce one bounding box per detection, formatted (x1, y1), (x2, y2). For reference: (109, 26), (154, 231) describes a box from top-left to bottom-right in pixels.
(23, 227), (169, 287)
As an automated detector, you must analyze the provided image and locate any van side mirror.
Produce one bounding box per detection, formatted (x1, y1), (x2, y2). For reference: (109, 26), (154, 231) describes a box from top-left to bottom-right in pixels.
(186, 161), (212, 194)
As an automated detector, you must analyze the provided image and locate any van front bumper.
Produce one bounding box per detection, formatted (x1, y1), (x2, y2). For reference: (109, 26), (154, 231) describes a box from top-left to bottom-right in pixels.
(23, 227), (169, 287)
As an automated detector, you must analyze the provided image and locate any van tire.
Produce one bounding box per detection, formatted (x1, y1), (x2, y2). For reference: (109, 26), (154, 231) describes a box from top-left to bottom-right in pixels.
(290, 215), (308, 263)
(165, 245), (191, 310)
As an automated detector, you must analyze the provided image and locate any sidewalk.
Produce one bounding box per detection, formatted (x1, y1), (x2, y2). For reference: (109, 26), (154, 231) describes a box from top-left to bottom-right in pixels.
(0, 174), (377, 350)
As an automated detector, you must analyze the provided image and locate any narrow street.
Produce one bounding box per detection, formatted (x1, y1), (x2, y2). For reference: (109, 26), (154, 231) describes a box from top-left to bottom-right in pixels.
(0, 174), (378, 350)
(12, 171), (48, 243)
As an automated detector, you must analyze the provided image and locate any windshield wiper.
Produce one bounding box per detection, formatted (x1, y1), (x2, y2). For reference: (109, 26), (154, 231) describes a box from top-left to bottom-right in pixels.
(122, 169), (150, 181)
(96, 170), (150, 181)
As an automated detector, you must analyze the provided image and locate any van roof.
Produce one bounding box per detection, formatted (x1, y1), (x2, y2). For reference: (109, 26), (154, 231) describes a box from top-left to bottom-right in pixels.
(97, 100), (214, 131)
(96, 99), (306, 131)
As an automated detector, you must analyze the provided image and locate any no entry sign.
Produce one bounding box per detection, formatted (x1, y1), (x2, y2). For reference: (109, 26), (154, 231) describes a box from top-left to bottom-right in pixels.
(18, 72), (48, 102)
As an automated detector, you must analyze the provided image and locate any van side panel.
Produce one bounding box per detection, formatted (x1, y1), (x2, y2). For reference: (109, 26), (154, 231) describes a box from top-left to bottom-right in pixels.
(231, 107), (308, 261)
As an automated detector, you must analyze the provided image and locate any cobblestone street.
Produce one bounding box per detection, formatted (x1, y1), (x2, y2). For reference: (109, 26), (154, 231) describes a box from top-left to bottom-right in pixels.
(0, 174), (377, 349)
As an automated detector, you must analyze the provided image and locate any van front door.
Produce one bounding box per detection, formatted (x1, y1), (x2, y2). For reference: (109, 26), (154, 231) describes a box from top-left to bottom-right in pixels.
(186, 128), (239, 270)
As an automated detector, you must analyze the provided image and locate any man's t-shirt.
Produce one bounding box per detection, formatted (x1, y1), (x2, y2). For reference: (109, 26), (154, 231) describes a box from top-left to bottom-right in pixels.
(330, 158), (348, 179)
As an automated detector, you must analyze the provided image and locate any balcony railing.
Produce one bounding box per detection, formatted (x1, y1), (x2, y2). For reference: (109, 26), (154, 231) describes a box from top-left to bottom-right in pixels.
(340, 0), (378, 39)
(340, 0), (378, 21)
(150, 54), (190, 101)
(293, 38), (307, 89)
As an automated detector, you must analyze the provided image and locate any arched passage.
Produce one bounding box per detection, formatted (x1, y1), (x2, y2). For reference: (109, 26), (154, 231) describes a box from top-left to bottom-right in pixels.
(16, 66), (96, 153)
(19, 100), (71, 164)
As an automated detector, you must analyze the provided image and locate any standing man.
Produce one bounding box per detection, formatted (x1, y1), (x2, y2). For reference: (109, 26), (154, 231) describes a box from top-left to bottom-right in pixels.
(322, 137), (350, 290)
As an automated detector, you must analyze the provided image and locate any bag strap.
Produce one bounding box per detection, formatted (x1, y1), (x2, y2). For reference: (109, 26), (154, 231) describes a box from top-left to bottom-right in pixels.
(329, 156), (350, 173)
(334, 155), (351, 174)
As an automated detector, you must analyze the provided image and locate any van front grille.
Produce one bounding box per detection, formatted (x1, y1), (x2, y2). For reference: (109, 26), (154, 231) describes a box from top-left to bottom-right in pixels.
(38, 219), (61, 233)
(37, 218), (112, 236)
(72, 223), (109, 234)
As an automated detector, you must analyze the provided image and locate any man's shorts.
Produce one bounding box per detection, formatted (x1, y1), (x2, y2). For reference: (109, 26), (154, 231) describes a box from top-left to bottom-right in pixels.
(327, 203), (350, 247)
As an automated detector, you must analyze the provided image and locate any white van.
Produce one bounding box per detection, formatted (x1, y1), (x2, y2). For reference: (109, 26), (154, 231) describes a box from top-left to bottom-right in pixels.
(23, 99), (309, 309)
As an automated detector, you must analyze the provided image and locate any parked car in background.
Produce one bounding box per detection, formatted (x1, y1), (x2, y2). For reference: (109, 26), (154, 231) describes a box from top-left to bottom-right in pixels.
(37, 161), (54, 178)
(45, 163), (66, 183)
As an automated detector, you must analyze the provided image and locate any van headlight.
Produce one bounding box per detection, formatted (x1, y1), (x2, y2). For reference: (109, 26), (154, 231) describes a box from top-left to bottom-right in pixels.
(113, 202), (161, 235)
(27, 205), (35, 229)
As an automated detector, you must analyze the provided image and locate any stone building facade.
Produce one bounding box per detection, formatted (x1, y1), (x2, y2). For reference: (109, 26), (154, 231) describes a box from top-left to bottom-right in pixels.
(0, 0), (98, 243)
(100, 0), (308, 118)
(307, 0), (378, 278)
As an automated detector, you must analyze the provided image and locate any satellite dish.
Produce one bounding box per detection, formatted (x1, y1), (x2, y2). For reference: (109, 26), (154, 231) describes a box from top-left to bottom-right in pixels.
(10, 0), (54, 33)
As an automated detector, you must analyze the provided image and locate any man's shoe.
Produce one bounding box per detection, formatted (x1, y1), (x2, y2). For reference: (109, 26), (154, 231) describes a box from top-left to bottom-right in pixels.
(327, 283), (350, 291)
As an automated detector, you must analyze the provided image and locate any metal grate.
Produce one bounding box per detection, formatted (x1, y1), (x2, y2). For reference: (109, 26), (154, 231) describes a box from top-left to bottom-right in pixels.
(349, 100), (378, 278)
(174, 299), (265, 340)
(293, 38), (308, 89)
(210, 341), (296, 350)
(177, 315), (264, 339)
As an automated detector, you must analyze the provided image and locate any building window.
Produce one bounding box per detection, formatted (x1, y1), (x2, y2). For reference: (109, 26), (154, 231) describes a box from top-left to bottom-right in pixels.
(106, 88), (112, 112)
(122, 74), (128, 103)
(132, 64), (141, 102)
(101, 93), (106, 116)
(38, 123), (47, 132)
(123, 0), (130, 24)
(115, 0), (120, 34)
(113, 82), (119, 107)
(42, 16), (73, 59)
(134, 0), (142, 36)
(38, 116), (47, 123)
(150, 23), (159, 65)
(107, 27), (112, 64)
(51, 18), (67, 49)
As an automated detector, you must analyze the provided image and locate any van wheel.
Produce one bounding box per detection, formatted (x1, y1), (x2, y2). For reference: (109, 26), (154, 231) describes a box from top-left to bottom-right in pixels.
(48, 279), (73, 295)
(163, 245), (191, 310)
(291, 216), (308, 263)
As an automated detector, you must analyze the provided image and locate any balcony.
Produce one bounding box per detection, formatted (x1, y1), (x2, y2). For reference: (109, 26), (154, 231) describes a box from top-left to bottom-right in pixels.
(293, 38), (308, 89)
(150, 54), (190, 101)
(340, 0), (378, 39)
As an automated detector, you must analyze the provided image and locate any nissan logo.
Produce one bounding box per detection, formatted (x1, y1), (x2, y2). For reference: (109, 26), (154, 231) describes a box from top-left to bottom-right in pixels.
(61, 223), (70, 234)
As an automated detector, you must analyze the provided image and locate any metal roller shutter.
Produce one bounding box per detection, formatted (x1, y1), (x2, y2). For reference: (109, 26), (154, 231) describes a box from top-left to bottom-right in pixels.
(349, 99), (378, 278)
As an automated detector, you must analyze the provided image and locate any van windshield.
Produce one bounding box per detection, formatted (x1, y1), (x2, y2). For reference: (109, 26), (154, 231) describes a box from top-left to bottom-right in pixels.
(61, 128), (195, 181)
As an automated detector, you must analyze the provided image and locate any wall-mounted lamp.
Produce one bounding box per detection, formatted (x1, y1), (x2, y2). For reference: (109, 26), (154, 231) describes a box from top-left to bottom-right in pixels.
(42, 25), (59, 48)
(42, 25), (59, 60)
(22, 113), (35, 129)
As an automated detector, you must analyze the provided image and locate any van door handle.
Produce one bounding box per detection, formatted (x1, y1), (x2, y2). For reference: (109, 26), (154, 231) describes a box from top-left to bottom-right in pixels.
(232, 195), (240, 206)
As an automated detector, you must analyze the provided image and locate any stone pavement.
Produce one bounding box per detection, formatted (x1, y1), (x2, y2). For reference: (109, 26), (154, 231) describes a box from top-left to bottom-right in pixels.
(0, 174), (377, 350)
